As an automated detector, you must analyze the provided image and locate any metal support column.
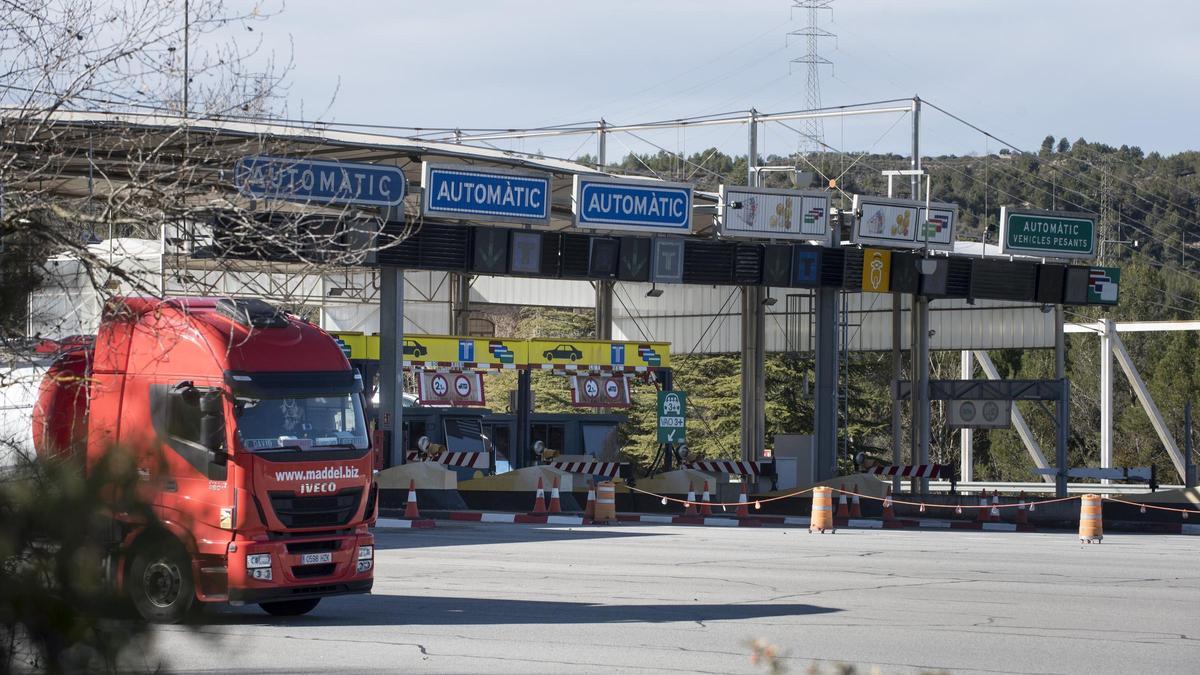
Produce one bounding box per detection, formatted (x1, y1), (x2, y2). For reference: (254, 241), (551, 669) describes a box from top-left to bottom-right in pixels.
(1054, 304), (1067, 496)
(911, 293), (930, 493)
(814, 287), (839, 481)
(595, 280), (613, 340)
(449, 272), (471, 335)
(1056, 378), (1070, 498)
(1099, 318), (1113, 485)
(514, 369), (532, 470)
(594, 119), (614, 341)
(740, 287), (766, 462)
(597, 118), (607, 171)
(890, 292), (903, 494)
(910, 96), (921, 199)
(1186, 400), (1196, 487)
(379, 266), (405, 468)
(739, 109), (765, 463)
(959, 350), (975, 483)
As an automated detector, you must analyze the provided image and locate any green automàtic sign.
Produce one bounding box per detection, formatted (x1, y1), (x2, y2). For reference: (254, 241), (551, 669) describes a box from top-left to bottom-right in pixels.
(1004, 212), (1095, 256)
(656, 390), (686, 443)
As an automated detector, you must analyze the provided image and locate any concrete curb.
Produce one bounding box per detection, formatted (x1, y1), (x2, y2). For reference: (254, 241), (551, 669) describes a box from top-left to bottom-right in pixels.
(377, 511), (1200, 536)
(374, 517), (437, 530)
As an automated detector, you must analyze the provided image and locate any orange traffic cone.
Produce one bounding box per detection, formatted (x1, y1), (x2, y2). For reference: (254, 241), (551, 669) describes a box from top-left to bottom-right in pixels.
(584, 480), (596, 520)
(736, 481), (749, 518)
(532, 476), (547, 514)
(548, 477), (562, 514)
(881, 487), (896, 522)
(835, 485), (850, 517)
(684, 482), (698, 515)
(1015, 491), (1029, 526)
(403, 480), (421, 520)
(850, 484), (863, 518)
(700, 481), (713, 516)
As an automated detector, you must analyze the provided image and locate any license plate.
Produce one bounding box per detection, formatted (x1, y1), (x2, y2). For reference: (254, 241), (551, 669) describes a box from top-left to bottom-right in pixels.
(299, 552), (332, 565)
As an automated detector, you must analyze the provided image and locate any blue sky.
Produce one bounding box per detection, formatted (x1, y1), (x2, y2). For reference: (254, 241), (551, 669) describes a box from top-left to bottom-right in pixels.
(255, 1), (1200, 161)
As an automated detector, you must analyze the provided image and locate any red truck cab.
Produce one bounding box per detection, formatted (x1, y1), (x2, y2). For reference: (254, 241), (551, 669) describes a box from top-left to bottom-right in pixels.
(33, 296), (377, 622)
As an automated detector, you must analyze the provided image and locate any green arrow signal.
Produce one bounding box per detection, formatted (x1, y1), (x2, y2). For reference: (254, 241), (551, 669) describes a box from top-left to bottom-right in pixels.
(625, 247), (647, 275)
(479, 236), (504, 268)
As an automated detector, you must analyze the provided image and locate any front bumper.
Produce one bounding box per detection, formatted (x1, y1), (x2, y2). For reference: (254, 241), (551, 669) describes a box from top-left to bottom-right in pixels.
(225, 531), (374, 604)
(229, 578), (373, 605)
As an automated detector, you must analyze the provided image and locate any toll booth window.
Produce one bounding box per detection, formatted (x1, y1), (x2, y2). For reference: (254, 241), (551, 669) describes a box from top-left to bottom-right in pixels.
(581, 423), (620, 460)
(485, 424), (511, 463)
(530, 424), (565, 453)
(444, 416), (485, 453)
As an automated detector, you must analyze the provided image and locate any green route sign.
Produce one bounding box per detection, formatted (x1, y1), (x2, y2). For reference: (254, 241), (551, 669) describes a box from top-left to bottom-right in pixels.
(656, 390), (687, 444)
(999, 206), (1097, 260)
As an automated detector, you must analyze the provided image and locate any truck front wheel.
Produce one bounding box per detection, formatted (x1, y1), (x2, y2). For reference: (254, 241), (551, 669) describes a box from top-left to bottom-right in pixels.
(260, 598), (321, 616)
(128, 538), (195, 623)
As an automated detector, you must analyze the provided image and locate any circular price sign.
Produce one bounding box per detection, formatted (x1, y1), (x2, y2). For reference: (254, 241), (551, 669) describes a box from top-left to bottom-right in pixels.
(430, 374), (449, 398)
(583, 378), (600, 399)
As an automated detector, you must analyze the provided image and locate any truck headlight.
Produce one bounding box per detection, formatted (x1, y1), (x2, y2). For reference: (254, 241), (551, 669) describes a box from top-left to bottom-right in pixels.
(357, 545), (373, 561)
(246, 553), (272, 569)
(356, 560), (373, 573)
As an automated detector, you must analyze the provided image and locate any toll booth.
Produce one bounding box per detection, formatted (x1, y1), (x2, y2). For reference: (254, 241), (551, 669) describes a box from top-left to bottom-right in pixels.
(483, 412), (627, 471)
(400, 405), (493, 480)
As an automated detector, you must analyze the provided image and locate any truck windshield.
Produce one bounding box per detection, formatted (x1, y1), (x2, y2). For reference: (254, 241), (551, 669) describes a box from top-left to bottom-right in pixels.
(235, 394), (368, 451)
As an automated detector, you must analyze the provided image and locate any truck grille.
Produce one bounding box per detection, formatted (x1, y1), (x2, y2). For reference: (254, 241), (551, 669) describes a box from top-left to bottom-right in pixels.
(268, 488), (363, 528)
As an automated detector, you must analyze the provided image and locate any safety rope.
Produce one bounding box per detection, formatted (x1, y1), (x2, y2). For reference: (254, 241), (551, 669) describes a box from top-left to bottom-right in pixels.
(1104, 496), (1198, 516)
(623, 483), (1198, 515)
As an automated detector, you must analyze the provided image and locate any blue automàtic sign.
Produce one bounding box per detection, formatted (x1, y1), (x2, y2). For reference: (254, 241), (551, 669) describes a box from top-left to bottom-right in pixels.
(574, 175), (693, 234)
(422, 163), (551, 225)
(234, 156), (406, 207)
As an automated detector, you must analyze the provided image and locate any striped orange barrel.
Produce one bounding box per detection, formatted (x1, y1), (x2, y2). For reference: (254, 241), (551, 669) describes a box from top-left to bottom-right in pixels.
(1078, 494), (1103, 543)
(594, 481), (617, 523)
(810, 486), (835, 533)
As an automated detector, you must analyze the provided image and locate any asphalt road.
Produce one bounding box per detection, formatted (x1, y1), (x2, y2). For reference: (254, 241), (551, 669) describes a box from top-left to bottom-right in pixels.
(149, 523), (1200, 674)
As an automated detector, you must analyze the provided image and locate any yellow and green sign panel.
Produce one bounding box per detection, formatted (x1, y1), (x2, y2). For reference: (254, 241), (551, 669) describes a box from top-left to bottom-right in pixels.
(331, 332), (669, 370)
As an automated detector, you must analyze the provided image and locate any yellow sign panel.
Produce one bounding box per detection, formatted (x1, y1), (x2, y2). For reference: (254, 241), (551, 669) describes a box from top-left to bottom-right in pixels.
(862, 248), (892, 293)
(330, 333), (670, 370)
(529, 339), (601, 367)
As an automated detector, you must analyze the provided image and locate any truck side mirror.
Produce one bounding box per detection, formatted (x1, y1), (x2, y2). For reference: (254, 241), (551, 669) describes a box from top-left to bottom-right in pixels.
(199, 389), (228, 462)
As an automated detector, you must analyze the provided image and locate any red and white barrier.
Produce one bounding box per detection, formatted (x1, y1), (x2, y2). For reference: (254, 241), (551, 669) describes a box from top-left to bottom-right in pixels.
(685, 461), (766, 476)
(405, 451), (490, 469)
(867, 464), (951, 480)
(548, 461), (622, 477)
